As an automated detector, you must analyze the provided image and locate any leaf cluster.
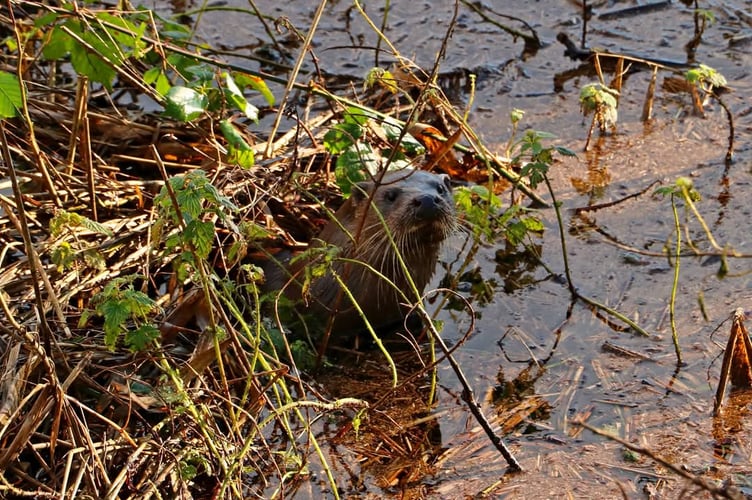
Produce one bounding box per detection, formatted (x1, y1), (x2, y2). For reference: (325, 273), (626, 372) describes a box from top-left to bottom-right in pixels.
(322, 107), (424, 196)
(80, 275), (161, 351)
(579, 82), (619, 132)
(152, 169), (238, 279)
(49, 211), (114, 272)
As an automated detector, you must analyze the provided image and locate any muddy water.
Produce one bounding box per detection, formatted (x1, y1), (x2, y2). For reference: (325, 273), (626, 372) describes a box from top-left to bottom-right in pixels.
(153, 0), (752, 496)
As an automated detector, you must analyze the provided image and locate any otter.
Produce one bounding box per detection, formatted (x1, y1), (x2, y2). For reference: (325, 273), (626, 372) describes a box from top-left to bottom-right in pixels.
(269, 169), (456, 336)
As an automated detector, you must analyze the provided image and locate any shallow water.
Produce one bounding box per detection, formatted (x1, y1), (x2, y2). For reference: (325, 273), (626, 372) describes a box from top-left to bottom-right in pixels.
(148, 0), (752, 496)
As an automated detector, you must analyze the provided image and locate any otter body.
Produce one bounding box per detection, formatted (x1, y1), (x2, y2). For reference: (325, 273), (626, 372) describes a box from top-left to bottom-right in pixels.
(273, 169), (455, 335)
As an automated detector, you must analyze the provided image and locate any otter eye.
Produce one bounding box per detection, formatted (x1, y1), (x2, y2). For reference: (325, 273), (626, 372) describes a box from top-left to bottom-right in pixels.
(384, 188), (399, 202)
(441, 175), (452, 193)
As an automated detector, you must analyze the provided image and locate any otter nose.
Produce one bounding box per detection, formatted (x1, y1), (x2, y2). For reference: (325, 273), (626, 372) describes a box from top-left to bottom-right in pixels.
(412, 194), (443, 219)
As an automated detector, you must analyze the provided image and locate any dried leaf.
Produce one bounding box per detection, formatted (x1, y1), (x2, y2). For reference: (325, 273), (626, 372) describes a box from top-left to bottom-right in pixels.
(714, 308), (752, 415)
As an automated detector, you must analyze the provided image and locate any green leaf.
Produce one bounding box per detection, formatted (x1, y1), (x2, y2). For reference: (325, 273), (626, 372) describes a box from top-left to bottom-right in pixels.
(164, 86), (208, 122)
(686, 64), (726, 89)
(223, 72), (259, 121)
(323, 121), (362, 154)
(228, 147), (255, 169)
(95, 12), (148, 59)
(99, 299), (130, 349)
(221, 119), (255, 168)
(143, 66), (161, 85)
(335, 143), (377, 196)
(123, 288), (157, 318)
(219, 119), (252, 151)
(125, 324), (160, 351)
(176, 187), (203, 221)
(510, 108), (525, 124)
(34, 11), (59, 27)
(323, 107), (372, 154)
(653, 186), (675, 197)
(521, 216), (544, 232)
(555, 146), (577, 157)
(63, 20), (125, 90)
(184, 219), (215, 259)
(0, 72), (23, 118)
(382, 117), (424, 155)
(51, 241), (76, 271)
(364, 67), (399, 94)
(233, 72), (274, 106)
(83, 249), (107, 271)
(42, 26), (72, 60)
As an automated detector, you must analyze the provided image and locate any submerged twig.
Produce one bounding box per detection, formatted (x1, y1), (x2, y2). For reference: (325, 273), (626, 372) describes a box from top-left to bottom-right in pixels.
(419, 308), (523, 472)
(574, 420), (742, 500)
(668, 194), (684, 365)
(545, 174), (650, 336)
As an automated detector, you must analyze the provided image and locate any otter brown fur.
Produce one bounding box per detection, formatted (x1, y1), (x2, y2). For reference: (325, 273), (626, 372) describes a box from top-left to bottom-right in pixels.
(272, 169), (455, 335)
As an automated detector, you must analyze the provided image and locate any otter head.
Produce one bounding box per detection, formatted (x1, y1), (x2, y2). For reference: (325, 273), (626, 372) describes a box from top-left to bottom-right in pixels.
(287, 169), (456, 337)
(347, 169), (455, 253)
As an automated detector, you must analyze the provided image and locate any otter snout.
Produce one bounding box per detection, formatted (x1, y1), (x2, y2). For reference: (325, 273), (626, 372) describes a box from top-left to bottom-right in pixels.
(412, 193), (446, 220)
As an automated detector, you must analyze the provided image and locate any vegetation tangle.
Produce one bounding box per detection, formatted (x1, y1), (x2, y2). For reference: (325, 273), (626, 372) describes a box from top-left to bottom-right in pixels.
(0, 0), (748, 498)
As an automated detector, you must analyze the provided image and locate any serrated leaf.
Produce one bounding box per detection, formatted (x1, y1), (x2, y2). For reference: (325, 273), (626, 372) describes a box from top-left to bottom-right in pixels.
(176, 187), (203, 221)
(0, 72), (23, 118)
(99, 299), (130, 349)
(83, 249), (107, 271)
(80, 217), (114, 236)
(184, 219), (214, 259)
(51, 242), (76, 272)
(164, 86), (207, 122)
(125, 324), (160, 351)
(123, 289), (157, 317)
(521, 216), (544, 232)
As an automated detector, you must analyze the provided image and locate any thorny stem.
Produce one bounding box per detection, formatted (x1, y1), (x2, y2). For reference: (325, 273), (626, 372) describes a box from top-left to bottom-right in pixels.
(669, 194), (684, 365)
